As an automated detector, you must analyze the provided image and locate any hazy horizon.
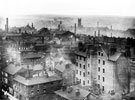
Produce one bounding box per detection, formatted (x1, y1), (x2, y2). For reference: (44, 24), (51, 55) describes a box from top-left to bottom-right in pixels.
(0, 14), (135, 31)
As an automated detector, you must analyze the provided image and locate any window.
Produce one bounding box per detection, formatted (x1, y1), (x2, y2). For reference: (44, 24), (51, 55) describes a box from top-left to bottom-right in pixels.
(76, 62), (78, 66)
(103, 77), (105, 82)
(31, 90), (34, 95)
(84, 57), (86, 61)
(37, 89), (39, 93)
(103, 60), (105, 65)
(43, 89), (46, 93)
(76, 70), (78, 74)
(103, 69), (105, 73)
(83, 65), (85, 69)
(83, 81), (85, 85)
(80, 56), (81, 60)
(80, 71), (81, 75)
(98, 75), (100, 80)
(5, 73), (8, 77)
(88, 72), (90, 75)
(83, 72), (85, 77)
(102, 86), (104, 91)
(101, 53), (103, 56)
(80, 64), (82, 68)
(80, 79), (81, 83)
(98, 67), (100, 72)
(88, 80), (89, 84)
(76, 55), (78, 59)
(98, 52), (100, 56)
(98, 59), (100, 64)
(88, 64), (90, 67)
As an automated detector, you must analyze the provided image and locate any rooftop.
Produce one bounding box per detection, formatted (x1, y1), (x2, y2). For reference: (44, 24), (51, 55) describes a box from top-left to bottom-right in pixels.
(14, 74), (62, 86)
(22, 53), (43, 59)
(108, 52), (122, 61)
(55, 86), (90, 100)
(3, 64), (22, 75)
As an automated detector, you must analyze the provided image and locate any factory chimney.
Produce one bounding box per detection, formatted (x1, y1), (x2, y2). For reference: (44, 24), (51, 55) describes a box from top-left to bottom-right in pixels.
(5, 18), (9, 33)
(74, 23), (76, 34)
(111, 25), (112, 37)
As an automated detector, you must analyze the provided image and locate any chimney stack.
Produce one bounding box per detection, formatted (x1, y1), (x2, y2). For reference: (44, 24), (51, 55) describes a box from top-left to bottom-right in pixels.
(26, 64), (30, 79)
(75, 89), (80, 96)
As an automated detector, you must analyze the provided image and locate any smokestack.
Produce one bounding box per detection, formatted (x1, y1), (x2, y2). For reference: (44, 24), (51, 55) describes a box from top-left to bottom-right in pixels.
(5, 18), (8, 33)
(111, 25), (112, 37)
(94, 31), (96, 37)
(75, 89), (80, 96)
(98, 30), (100, 37)
(31, 23), (34, 28)
(74, 23), (76, 34)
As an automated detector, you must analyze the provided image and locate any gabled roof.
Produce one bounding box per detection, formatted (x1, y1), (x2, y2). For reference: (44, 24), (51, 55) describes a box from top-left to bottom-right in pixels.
(14, 75), (62, 86)
(97, 44), (122, 62)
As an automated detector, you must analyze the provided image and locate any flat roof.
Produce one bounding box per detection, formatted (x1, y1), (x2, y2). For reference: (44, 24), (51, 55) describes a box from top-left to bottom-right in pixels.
(55, 86), (90, 100)
(14, 74), (62, 86)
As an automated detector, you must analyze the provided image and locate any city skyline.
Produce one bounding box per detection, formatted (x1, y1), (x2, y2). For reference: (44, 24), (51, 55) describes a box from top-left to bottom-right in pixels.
(0, 15), (135, 31)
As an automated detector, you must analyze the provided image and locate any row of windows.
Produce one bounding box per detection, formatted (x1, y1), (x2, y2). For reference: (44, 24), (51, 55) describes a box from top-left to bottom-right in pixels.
(76, 63), (90, 69)
(98, 75), (105, 82)
(98, 84), (105, 91)
(2, 72), (8, 77)
(98, 52), (104, 56)
(76, 78), (90, 86)
(76, 70), (90, 77)
(98, 59), (105, 65)
(98, 67), (105, 73)
(76, 56), (86, 61)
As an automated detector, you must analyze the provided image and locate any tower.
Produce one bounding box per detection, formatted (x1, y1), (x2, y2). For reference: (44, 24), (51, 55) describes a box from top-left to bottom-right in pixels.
(78, 18), (83, 28)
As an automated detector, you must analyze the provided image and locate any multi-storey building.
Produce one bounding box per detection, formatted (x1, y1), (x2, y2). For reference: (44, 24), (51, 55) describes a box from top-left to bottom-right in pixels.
(13, 74), (62, 100)
(96, 45), (130, 94)
(75, 43), (97, 86)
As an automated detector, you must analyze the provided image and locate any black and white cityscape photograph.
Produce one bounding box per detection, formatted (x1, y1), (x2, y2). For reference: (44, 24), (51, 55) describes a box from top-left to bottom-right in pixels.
(0, 0), (135, 100)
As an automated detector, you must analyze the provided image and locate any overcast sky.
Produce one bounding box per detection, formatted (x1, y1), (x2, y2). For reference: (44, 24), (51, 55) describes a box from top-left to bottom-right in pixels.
(0, 0), (135, 17)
